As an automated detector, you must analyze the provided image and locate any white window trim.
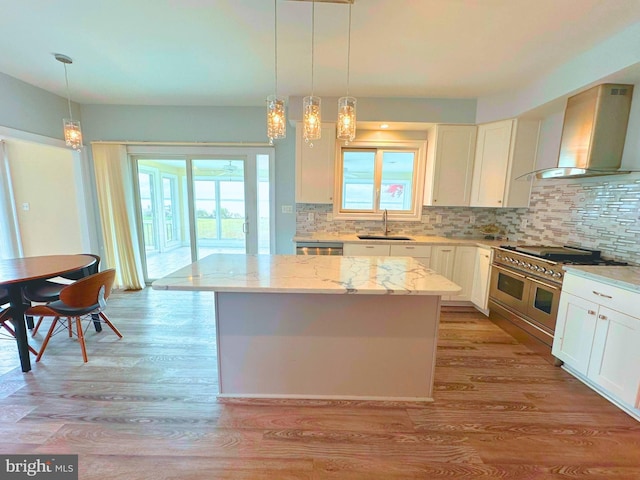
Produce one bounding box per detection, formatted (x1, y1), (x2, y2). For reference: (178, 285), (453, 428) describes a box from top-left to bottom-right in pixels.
(332, 139), (427, 221)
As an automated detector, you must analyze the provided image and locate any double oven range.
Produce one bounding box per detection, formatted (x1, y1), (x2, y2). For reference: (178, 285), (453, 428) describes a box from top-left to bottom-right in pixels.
(488, 245), (627, 358)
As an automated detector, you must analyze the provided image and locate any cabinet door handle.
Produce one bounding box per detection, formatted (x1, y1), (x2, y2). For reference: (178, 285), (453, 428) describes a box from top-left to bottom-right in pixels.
(404, 246), (415, 250)
(598, 314), (608, 320)
(365, 246), (375, 249)
(588, 310), (596, 315)
(441, 249), (452, 252)
(593, 291), (613, 299)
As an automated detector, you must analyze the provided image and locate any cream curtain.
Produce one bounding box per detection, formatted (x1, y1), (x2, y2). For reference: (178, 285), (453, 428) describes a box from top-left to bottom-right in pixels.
(92, 143), (144, 289)
(0, 140), (23, 259)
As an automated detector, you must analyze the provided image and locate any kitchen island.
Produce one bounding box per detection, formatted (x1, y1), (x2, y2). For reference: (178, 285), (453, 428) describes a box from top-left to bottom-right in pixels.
(152, 254), (460, 401)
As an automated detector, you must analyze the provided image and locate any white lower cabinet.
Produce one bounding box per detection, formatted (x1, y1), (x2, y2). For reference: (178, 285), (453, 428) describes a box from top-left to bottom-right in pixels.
(343, 243), (390, 256)
(451, 246), (476, 302)
(343, 243), (431, 264)
(552, 272), (640, 419)
(430, 245), (475, 302)
(470, 247), (492, 313)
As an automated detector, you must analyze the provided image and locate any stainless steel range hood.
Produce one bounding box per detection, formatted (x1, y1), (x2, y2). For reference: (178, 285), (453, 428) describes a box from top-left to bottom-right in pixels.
(535, 83), (634, 179)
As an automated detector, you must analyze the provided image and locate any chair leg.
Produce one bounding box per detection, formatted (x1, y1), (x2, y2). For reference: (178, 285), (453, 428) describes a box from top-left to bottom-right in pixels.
(25, 315), (35, 330)
(75, 317), (88, 363)
(36, 316), (60, 362)
(68, 318), (73, 337)
(31, 317), (45, 337)
(1, 320), (39, 356)
(99, 312), (123, 338)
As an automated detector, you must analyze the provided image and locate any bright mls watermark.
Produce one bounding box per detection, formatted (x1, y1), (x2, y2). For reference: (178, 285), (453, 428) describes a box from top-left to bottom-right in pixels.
(1, 455), (78, 479)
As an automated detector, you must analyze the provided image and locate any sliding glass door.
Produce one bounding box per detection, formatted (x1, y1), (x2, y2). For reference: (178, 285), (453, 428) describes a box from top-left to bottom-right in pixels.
(133, 148), (273, 283)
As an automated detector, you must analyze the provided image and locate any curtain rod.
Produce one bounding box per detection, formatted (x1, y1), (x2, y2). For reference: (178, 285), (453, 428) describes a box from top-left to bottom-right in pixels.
(91, 141), (273, 147)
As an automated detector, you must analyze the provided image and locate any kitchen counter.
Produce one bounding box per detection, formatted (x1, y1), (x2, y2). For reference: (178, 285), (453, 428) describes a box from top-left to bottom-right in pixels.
(152, 254), (458, 401)
(152, 253), (460, 295)
(293, 232), (507, 249)
(563, 265), (640, 293)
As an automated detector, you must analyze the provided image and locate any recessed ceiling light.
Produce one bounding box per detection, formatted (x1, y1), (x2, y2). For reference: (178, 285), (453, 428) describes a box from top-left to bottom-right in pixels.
(380, 124), (389, 129)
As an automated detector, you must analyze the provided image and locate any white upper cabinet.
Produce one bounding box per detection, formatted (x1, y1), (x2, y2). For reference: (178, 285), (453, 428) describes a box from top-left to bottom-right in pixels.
(295, 122), (337, 204)
(470, 119), (540, 208)
(423, 124), (477, 207)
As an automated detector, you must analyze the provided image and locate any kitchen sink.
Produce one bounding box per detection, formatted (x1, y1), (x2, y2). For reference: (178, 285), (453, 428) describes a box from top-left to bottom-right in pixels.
(357, 234), (414, 241)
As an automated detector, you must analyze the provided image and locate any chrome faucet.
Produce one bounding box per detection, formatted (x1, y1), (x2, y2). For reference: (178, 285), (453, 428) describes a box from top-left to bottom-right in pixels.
(382, 209), (390, 236)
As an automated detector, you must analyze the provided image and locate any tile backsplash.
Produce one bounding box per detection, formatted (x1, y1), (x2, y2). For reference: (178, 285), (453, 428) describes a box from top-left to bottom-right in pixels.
(503, 173), (640, 265)
(296, 204), (502, 239)
(296, 173), (640, 265)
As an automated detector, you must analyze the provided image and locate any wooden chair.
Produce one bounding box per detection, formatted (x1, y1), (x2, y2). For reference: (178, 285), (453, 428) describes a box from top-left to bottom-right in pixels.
(26, 269), (122, 363)
(25, 254), (102, 335)
(0, 287), (39, 356)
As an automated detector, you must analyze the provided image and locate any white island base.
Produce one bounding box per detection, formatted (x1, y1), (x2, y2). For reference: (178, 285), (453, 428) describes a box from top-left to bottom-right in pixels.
(216, 291), (441, 401)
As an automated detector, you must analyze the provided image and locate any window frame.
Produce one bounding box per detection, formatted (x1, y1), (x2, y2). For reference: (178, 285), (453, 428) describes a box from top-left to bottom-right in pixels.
(333, 140), (427, 221)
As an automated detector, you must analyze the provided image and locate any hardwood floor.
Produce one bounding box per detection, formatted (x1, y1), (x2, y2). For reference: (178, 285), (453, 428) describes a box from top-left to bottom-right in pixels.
(1, 288), (639, 479)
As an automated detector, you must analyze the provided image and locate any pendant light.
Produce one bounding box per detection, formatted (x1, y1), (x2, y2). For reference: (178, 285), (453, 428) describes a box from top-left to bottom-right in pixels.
(337, 1), (356, 143)
(55, 53), (83, 151)
(266, 0), (286, 144)
(303, 0), (321, 147)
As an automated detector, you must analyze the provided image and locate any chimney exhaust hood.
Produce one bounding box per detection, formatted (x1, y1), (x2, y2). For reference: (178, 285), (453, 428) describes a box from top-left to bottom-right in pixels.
(534, 83), (634, 179)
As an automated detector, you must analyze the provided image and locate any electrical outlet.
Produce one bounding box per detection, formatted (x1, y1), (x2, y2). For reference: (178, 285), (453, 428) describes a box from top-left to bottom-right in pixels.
(326, 213), (333, 222)
(469, 215), (475, 224)
(435, 214), (443, 224)
(520, 218), (528, 230)
(307, 212), (315, 222)
(281, 205), (293, 214)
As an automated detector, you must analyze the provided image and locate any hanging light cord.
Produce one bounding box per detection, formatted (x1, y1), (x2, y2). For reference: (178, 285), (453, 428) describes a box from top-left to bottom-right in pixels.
(311, 0), (315, 96)
(63, 63), (73, 121)
(346, 2), (352, 96)
(274, 0), (279, 96)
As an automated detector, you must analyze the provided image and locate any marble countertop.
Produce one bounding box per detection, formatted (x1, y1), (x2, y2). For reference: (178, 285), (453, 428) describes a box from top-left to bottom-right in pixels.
(563, 265), (640, 293)
(293, 233), (508, 249)
(152, 254), (461, 295)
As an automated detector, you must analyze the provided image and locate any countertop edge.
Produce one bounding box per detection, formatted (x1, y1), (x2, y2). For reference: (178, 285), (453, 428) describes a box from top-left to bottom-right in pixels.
(563, 266), (640, 293)
(293, 235), (504, 249)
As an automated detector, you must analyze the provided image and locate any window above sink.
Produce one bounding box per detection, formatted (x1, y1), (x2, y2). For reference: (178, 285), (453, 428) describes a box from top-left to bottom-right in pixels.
(333, 139), (427, 222)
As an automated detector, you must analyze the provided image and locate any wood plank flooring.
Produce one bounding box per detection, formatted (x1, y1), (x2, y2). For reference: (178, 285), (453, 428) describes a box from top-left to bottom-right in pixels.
(1, 288), (639, 479)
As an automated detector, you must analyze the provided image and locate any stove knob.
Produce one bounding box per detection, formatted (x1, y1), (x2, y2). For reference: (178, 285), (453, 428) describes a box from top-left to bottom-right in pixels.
(545, 269), (554, 275)
(553, 272), (563, 278)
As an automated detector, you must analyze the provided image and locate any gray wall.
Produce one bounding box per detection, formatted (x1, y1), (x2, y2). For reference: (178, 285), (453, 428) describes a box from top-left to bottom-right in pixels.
(0, 72), (80, 140)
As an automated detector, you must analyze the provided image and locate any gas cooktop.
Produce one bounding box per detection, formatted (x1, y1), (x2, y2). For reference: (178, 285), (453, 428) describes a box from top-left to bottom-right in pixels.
(499, 245), (627, 266)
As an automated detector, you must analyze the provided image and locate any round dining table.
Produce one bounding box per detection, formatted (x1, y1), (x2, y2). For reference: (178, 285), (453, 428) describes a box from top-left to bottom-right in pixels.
(0, 254), (98, 372)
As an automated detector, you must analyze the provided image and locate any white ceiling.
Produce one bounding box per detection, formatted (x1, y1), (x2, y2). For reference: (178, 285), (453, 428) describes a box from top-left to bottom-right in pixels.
(1, 0), (640, 107)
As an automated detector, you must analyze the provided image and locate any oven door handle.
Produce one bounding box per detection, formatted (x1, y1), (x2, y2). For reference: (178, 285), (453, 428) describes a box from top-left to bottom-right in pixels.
(526, 276), (560, 291)
(493, 265), (526, 278)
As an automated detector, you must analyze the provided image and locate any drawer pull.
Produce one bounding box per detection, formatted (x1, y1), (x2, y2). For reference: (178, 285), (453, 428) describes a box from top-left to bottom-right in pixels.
(598, 314), (608, 321)
(588, 310), (596, 315)
(592, 291), (612, 299)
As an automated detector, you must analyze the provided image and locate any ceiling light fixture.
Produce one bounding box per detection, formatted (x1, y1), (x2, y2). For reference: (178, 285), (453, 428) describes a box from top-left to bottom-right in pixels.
(266, 0), (286, 145)
(303, 0), (321, 147)
(55, 53), (83, 151)
(337, 1), (356, 144)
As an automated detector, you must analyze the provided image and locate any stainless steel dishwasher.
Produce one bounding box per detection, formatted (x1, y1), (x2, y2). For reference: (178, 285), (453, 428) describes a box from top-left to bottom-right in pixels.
(295, 242), (343, 256)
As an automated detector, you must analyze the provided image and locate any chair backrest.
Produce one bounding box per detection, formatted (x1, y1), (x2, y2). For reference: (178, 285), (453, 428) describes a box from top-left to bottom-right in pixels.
(59, 269), (116, 309)
(61, 254), (101, 281)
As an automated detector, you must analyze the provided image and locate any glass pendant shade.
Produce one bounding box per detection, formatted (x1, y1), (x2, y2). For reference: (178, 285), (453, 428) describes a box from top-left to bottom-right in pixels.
(303, 95), (322, 145)
(337, 96), (357, 143)
(266, 95), (286, 144)
(63, 118), (83, 151)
